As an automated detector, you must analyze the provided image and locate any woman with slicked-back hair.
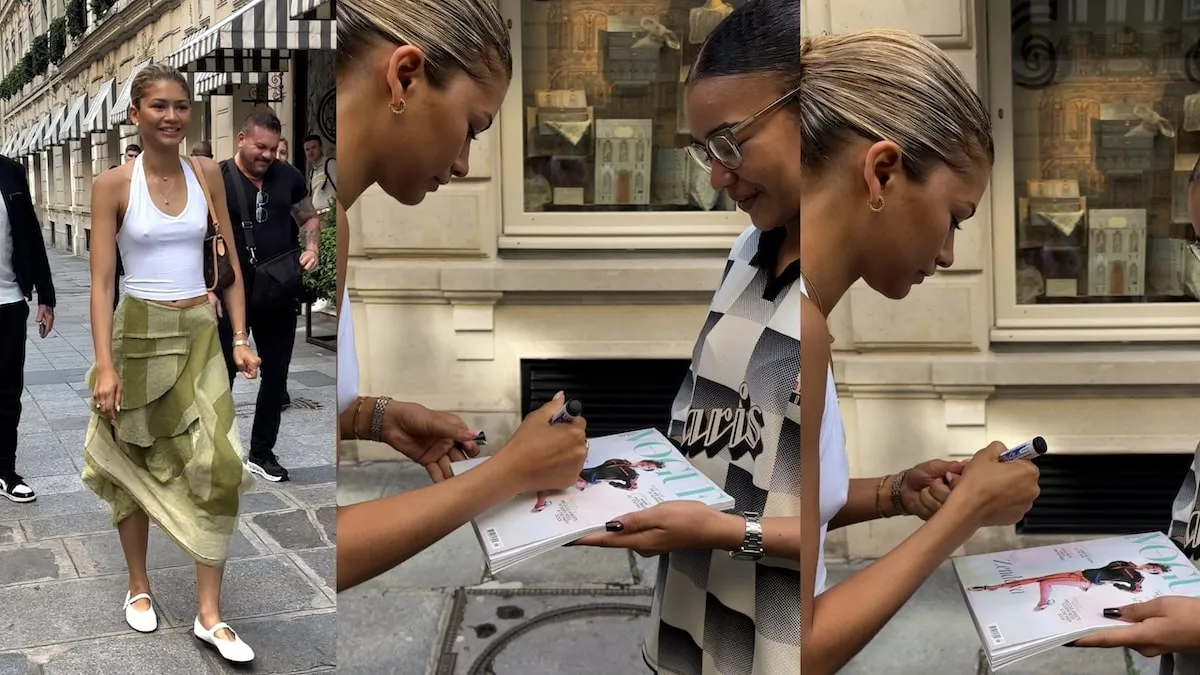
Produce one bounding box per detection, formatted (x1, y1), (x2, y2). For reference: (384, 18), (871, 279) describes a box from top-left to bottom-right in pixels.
(334, 0), (589, 593)
(84, 63), (260, 662)
(790, 28), (1045, 674)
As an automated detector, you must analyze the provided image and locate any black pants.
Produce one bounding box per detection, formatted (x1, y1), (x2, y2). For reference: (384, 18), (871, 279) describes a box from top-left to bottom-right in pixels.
(218, 301), (297, 458)
(0, 301), (28, 477)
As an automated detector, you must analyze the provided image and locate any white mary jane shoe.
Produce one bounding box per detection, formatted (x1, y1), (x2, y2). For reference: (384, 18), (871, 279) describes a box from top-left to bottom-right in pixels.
(123, 592), (158, 633)
(193, 617), (255, 663)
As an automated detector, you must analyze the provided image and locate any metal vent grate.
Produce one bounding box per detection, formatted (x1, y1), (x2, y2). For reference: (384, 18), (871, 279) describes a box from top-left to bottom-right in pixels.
(1017, 452), (1194, 535)
(520, 359), (691, 438)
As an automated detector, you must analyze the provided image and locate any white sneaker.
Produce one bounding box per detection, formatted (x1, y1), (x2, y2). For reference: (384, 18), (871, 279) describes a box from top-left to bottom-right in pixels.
(123, 592), (158, 633)
(193, 617), (255, 663)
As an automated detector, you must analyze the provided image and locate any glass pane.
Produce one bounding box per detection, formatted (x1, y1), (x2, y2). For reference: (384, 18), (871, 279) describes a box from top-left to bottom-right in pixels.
(1010, 2), (1200, 305)
(519, 0), (743, 213)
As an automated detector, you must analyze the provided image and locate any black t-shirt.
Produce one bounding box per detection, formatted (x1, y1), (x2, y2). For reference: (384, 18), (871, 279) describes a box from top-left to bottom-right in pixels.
(220, 159), (307, 276)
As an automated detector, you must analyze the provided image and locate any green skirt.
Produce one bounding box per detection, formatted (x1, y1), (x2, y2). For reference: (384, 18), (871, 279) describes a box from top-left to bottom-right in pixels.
(81, 295), (253, 566)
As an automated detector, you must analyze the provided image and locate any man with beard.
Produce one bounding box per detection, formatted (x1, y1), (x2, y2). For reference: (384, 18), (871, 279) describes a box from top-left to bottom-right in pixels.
(215, 111), (318, 482)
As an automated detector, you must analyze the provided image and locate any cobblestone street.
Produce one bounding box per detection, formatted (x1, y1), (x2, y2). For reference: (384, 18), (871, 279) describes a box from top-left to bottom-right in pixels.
(0, 248), (335, 674)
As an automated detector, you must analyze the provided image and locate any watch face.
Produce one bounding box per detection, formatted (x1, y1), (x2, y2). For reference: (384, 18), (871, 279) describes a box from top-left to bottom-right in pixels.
(730, 550), (762, 561)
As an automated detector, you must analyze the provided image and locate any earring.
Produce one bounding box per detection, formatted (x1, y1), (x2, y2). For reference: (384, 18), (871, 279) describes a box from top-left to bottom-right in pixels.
(389, 98), (407, 115)
(869, 195), (885, 212)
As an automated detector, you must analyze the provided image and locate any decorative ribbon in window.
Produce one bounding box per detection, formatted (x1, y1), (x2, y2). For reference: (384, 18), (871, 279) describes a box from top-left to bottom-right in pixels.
(1125, 104), (1176, 138)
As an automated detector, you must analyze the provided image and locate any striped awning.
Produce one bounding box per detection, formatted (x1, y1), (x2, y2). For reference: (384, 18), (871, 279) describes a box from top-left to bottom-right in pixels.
(2, 130), (15, 156)
(44, 104), (67, 147)
(82, 77), (115, 134)
(193, 71), (265, 98)
(11, 127), (29, 156)
(166, 0), (335, 73)
(60, 92), (89, 142)
(288, 0), (332, 20)
(25, 117), (47, 154)
(109, 60), (151, 128)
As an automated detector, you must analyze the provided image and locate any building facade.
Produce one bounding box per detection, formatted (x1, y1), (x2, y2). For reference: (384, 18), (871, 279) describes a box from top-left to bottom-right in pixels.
(343, 0), (1200, 557)
(0, 0), (335, 257)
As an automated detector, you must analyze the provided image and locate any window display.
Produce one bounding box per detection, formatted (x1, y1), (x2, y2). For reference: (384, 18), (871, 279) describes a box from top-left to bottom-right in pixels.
(1009, 9), (1200, 305)
(518, 0), (743, 214)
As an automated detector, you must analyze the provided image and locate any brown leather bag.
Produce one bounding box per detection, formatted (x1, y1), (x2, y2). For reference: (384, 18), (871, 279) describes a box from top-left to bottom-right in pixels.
(189, 156), (235, 293)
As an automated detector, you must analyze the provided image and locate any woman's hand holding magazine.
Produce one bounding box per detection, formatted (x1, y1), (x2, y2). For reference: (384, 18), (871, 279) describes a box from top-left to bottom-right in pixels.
(573, 500), (743, 557)
(1069, 596), (1200, 657)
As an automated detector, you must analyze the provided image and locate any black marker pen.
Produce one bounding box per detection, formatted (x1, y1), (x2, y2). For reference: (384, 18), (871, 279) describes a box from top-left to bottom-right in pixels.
(550, 399), (583, 425)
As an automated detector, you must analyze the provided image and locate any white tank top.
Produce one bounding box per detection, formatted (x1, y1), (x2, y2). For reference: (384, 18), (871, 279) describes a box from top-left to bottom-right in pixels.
(117, 154), (209, 301)
(337, 286), (359, 414)
(800, 279), (851, 596)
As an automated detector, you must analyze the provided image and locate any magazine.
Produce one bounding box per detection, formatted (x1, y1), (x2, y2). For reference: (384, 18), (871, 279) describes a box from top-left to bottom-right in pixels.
(953, 531), (1200, 671)
(449, 428), (736, 574)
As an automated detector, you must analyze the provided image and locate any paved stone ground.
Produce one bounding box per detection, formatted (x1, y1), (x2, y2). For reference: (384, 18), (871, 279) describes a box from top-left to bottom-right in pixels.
(337, 461), (660, 675)
(0, 248), (336, 674)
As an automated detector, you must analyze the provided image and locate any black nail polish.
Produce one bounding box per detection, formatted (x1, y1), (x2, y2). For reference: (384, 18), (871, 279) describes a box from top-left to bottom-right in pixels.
(1103, 608), (1121, 619)
(605, 521), (624, 532)
(1064, 641), (1077, 648)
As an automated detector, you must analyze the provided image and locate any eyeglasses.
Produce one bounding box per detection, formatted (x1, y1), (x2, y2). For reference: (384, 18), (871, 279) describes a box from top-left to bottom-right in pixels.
(686, 86), (800, 174)
(255, 190), (268, 223)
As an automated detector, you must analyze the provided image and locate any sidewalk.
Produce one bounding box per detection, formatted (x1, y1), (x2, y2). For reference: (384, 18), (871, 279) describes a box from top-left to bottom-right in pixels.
(0, 248), (335, 674)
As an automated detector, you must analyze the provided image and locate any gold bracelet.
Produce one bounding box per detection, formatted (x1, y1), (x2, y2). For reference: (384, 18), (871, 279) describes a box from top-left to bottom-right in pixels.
(875, 475), (891, 519)
(351, 397), (366, 440)
(233, 330), (247, 337)
(232, 338), (250, 347)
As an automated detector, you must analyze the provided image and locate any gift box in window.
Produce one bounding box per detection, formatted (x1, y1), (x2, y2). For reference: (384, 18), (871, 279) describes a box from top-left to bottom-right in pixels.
(525, 90), (593, 158)
(1092, 103), (1176, 174)
(601, 20), (662, 87)
(1087, 209), (1148, 296)
(1018, 195), (1087, 249)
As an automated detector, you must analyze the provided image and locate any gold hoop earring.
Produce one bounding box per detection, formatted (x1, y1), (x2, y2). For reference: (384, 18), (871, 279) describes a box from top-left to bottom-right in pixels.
(869, 195), (885, 212)
(389, 99), (407, 115)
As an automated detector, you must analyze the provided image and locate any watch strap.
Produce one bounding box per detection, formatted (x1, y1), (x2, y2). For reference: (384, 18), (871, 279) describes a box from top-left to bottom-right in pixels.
(730, 511), (764, 560)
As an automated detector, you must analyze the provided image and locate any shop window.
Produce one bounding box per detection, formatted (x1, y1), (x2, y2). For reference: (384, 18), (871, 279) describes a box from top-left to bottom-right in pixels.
(990, 1), (1200, 338)
(498, 0), (751, 246)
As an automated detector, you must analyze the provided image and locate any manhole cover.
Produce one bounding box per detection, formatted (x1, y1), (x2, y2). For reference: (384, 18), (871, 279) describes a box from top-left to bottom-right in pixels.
(436, 587), (653, 675)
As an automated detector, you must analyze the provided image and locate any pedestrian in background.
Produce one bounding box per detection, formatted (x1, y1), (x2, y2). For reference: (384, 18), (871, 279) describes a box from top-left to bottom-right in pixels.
(216, 111), (319, 483)
(0, 152), (55, 504)
(190, 140), (213, 158)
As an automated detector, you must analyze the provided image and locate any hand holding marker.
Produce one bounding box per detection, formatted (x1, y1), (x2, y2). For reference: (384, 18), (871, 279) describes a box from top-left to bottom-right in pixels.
(998, 436), (1048, 463)
(550, 399), (583, 426)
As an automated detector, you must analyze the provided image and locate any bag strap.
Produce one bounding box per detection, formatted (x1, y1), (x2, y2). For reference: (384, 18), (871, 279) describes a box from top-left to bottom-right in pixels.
(323, 158), (335, 191)
(187, 156), (220, 239)
(221, 159), (260, 265)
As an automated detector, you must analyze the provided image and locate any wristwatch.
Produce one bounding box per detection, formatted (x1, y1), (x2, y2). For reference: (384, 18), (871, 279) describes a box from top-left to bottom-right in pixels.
(729, 511), (764, 561)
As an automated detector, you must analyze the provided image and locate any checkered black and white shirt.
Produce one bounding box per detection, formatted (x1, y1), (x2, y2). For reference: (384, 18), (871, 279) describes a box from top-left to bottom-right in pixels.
(1165, 444), (1200, 675)
(642, 226), (800, 675)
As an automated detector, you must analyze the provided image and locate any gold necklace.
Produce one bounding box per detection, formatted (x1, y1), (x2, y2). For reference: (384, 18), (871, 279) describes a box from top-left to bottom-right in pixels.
(147, 170), (177, 206)
(799, 270), (835, 344)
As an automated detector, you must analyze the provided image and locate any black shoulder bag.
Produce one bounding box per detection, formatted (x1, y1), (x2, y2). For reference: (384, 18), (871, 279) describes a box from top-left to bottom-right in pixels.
(222, 160), (303, 314)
